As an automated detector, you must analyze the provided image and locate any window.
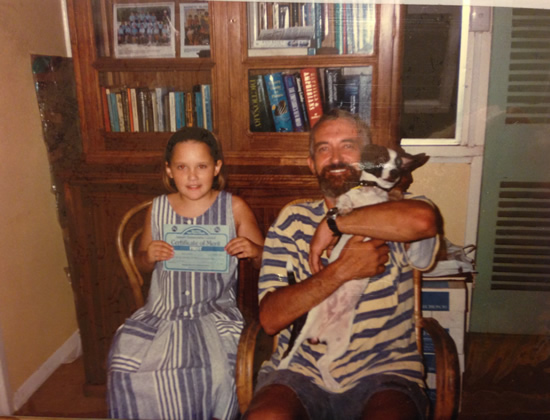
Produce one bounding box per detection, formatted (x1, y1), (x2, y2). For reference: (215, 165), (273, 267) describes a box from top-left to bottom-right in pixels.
(400, 5), (469, 146)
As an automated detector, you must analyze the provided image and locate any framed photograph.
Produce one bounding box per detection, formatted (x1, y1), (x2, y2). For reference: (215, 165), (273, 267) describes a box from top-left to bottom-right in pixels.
(113, 2), (176, 58)
(180, 3), (210, 58)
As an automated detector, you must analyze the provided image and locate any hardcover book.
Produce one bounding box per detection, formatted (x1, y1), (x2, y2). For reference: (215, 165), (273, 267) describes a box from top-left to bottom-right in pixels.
(263, 72), (294, 132)
(129, 88), (139, 132)
(341, 74), (360, 115)
(155, 87), (168, 132)
(293, 72), (309, 130)
(194, 86), (204, 129)
(201, 84), (213, 131)
(249, 74), (275, 132)
(300, 68), (323, 127)
(101, 87), (111, 132)
(185, 91), (195, 127)
(283, 74), (306, 132)
(358, 72), (372, 123)
(169, 91), (177, 132)
(324, 68), (343, 112)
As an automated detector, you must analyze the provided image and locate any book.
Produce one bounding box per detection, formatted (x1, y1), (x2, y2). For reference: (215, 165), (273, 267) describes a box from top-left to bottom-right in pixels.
(136, 88), (148, 132)
(300, 68), (323, 127)
(324, 68), (343, 112)
(321, 3), (336, 50)
(115, 90), (126, 132)
(101, 87), (111, 132)
(185, 91), (195, 127)
(263, 72), (294, 133)
(144, 90), (154, 132)
(314, 3), (323, 49)
(340, 74), (360, 115)
(251, 39), (312, 48)
(334, 3), (344, 54)
(155, 87), (168, 132)
(194, 86), (203, 129)
(249, 74), (275, 132)
(293, 72), (309, 130)
(174, 91), (182, 130)
(150, 91), (159, 132)
(125, 88), (135, 132)
(201, 84), (213, 131)
(358, 72), (372, 123)
(169, 91), (177, 132)
(179, 92), (187, 129)
(129, 88), (139, 132)
(283, 74), (306, 132)
(107, 90), (119, 132)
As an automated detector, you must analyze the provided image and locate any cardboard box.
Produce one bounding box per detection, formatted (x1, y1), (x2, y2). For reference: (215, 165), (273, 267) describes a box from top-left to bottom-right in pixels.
(422, 281), (467, 312)
(422, 326), (465, 354)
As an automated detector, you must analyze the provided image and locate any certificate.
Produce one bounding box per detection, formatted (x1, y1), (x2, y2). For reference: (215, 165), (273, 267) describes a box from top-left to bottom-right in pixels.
(163, 224), (229, 272)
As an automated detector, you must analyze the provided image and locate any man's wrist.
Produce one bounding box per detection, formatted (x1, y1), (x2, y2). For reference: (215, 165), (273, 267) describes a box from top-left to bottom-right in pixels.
(326, 207), (342, 236)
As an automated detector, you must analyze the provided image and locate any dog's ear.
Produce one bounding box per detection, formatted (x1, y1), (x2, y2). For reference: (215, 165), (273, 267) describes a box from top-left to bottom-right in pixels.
(400, 152), (429, 173)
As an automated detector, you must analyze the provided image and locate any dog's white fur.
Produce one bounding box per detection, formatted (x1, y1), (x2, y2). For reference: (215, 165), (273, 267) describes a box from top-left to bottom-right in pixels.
(278, 146), (416, 390)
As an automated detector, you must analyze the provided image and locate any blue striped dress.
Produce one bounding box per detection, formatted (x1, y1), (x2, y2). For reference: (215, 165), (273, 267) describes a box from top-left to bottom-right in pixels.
(108, 191), (242, 420)
(258, 198), (438, 393)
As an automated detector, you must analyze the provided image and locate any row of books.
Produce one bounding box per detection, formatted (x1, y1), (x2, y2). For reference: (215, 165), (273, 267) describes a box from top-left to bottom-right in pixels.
(101, 84), (212, 133)
(249, 2), (375, 56)
(249, 67), (372, 133)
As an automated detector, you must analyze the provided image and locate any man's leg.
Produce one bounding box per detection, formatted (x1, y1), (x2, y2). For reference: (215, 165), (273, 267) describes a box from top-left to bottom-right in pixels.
(243, 384), (309, 420)
(361, 389), (420, 420)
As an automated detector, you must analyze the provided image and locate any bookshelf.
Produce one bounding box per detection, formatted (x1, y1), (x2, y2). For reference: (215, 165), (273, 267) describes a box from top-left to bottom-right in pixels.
(63, 0), (405, 388)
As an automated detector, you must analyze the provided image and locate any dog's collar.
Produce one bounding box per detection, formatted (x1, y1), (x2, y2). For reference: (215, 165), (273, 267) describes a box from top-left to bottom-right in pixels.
(354, 180), (393, 192)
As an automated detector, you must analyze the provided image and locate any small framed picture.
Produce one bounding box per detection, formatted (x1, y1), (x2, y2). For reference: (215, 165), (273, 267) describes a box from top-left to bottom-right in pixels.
(113, 2), (176, 58)
(180, 3), (210, 58)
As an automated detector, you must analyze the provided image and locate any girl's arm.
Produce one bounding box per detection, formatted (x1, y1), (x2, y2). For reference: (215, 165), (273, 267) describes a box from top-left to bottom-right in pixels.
(227, 195), (264, 269)
(135, 204), (174, 273)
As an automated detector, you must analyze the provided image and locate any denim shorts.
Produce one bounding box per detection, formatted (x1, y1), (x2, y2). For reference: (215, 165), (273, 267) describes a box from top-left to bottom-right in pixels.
(255, 369), (428, 420)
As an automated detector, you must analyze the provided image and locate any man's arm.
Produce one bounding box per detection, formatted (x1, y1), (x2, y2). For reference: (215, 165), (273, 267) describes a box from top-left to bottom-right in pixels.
(309, 199), (439, 273)
(259, 237), (390, 335)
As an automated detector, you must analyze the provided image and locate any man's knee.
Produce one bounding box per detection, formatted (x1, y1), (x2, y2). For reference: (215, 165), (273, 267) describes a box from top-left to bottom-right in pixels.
(362, 389), (420, 420)
(243, 384), (309, 420)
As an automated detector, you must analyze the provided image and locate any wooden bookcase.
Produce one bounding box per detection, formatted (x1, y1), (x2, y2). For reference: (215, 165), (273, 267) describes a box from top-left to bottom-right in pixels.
(63, 0), (404, 389)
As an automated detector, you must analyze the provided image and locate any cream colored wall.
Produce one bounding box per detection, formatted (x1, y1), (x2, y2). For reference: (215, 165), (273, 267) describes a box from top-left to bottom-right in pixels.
(0, 0), (77, 395)
(407, 162), (470, 246)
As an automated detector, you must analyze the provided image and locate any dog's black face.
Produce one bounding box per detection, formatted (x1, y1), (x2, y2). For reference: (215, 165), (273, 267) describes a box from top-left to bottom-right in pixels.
(358, 145), (429, 190)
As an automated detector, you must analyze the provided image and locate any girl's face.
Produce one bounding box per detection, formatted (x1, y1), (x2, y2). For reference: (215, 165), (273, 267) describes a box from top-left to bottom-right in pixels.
(165, 140), (222, 201)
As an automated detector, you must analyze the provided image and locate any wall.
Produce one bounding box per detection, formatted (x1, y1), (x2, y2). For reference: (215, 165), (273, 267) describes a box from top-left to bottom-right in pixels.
(413, 163), (470, 246)
(0, 0), (78, 410)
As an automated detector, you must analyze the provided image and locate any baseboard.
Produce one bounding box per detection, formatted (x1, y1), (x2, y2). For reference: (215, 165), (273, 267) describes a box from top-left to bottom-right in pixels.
(12, 329), (82, 412)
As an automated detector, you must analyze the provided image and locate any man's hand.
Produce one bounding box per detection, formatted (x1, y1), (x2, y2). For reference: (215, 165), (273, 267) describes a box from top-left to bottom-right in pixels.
(333, 237), (390, 281)
(309, 218), (339, 273)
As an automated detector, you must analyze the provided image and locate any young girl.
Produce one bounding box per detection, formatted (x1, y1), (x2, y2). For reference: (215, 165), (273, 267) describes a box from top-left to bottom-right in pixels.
(108, 127), (264, 420)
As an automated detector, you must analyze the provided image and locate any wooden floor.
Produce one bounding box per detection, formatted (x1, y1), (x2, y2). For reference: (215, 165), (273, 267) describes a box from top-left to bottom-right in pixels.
(13, 332), (550, 419)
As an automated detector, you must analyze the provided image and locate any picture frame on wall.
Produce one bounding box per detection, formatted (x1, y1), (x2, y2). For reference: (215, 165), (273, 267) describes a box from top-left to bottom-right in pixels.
(180, 3), (211, 58)
(113, 2), (176, 58)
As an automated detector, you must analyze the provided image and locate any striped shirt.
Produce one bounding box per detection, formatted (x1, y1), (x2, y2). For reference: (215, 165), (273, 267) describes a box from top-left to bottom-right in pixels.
(258, 198), (438, 392)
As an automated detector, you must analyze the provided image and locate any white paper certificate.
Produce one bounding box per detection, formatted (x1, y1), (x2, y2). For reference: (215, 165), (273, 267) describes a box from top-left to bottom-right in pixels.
(163, 224), (229, 272)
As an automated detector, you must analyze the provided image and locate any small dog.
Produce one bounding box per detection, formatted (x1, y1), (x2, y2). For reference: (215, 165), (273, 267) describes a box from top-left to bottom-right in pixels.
(278, 144), (429, 390)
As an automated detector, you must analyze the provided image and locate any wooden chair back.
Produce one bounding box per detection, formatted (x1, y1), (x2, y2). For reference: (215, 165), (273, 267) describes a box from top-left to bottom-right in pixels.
(116, 200), (153, 309)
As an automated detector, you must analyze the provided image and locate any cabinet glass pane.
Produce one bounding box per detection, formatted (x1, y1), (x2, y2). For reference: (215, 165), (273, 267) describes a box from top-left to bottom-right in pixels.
(247, 2), (375, 57)
(249, 67), (372, 133)
(92, 0), (210, 59)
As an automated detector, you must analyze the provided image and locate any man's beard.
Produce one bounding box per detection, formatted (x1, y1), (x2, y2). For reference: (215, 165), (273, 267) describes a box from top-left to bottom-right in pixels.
(317, 163), (361, 199)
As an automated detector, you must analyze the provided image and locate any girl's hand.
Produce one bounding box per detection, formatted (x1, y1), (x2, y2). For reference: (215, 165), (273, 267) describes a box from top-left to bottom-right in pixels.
(146, 240), (174, 264)
(225, 237), (263, 261)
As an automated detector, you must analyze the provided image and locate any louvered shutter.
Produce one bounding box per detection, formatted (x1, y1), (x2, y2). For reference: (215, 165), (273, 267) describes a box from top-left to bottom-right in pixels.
(470, 8), (550, 334)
